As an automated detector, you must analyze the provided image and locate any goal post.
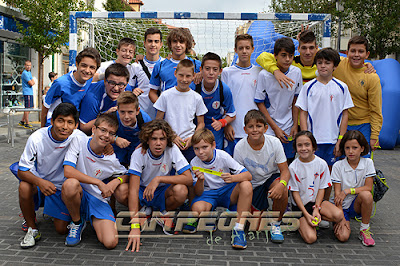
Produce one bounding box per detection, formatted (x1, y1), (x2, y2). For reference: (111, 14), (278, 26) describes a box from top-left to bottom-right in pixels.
(69, 11), (331, 70)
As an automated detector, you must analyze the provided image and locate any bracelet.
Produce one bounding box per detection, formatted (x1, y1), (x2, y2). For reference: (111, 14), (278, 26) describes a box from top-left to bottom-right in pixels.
(131, 223), (140, 229)
(218, 119), (227, 128)
(117, 176), (123, 184)
(312, 205), (322, 210)
(115, 136), (118, 141)
(338, 135), (343, 140)
(279, 180), (287, 187)
(350, 188), (356, 195)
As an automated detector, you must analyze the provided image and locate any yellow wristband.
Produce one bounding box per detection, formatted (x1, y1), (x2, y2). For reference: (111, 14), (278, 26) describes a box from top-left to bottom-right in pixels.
(338, 135), (343, 140)
(279, 180), (287, 187)
(350, 188), (356, 195)
(117, 177), (123, 184)
(131, 223), (140, 229)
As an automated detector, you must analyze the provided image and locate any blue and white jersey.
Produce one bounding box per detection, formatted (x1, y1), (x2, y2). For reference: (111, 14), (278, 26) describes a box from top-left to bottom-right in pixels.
(113, 110), (152, 164)
(221, 64), (261, 139)
(255, 66), (303, 136)
(191, 149), (246, 191)
(198, 81), (236, 149)
(128, 145), (190, 187)
(44, 71), (93, 124)
(234, 135), (287, 188)
(129, 56), (163, 119)
(149, 57), (201, 93)
(79, 81), (132, 124)
(21, 70), (33, 95)
(288, 156), (331, 206)
(295, 78), (354, 144)
(18, 127), (85, 190)
(64, 135), (127, 203)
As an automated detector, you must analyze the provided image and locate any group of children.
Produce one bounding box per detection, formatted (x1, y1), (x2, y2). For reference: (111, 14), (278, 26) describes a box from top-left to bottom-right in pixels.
(17, 25), (381, 252)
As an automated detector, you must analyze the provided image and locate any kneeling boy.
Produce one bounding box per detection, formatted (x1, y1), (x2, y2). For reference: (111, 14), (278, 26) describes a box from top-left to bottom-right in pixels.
(62, 113), (129, 249)
(186, 128), (252, 249)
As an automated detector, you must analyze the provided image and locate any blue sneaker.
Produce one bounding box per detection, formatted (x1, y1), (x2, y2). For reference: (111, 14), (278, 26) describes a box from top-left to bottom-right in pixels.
(232, 229), (247, 249)
(270, 223), (284, 243)
(65, 220), (86, 247)
(182, 218), (198, 234)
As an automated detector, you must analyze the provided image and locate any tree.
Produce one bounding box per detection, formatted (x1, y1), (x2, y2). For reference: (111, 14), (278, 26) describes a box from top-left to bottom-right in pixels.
(4, 0), (91, 108)
(269, 0), (400, 58)
(103, 0), (132, 11)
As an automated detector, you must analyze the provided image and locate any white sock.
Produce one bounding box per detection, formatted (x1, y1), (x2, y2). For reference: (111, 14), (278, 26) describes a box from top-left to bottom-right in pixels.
(234, 223), (244, 231)
(360, 223), (369, 231)
(272, 220), (281, 226)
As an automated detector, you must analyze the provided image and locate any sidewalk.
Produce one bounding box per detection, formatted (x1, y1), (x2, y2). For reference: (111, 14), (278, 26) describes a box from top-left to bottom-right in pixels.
(0, 112), (40, 143)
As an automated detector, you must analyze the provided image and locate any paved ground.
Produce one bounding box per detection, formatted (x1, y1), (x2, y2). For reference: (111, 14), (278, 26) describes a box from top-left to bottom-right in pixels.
(1, 112), (400, 265)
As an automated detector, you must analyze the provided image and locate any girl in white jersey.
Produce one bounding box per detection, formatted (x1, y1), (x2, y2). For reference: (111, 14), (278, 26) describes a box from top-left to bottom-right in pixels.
(289, 131), (346, 244)
(332, 130), (376, 246)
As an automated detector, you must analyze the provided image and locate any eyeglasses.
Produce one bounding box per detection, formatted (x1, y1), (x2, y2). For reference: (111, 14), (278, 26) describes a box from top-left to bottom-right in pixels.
(106, 80), (127, 89)
(96, 126), (117, 137)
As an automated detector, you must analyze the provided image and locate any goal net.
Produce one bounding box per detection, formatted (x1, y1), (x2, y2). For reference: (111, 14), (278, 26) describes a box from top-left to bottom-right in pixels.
(69, 12), (331, 69)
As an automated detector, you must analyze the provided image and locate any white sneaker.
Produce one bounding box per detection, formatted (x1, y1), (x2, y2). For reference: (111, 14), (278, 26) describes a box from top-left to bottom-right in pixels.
(319, 220), (330, 229)
(20, 227), (41, 249)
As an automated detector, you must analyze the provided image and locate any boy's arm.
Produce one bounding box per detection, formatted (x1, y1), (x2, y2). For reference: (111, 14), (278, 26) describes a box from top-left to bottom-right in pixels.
(41, 105), (49, 127)
(149, 89), (159, 104)
(18, 170), (56, 196)
(290, 98), (299, 138)
(155, 110), (165, 120)
(334, 109), (348, 157)
(79, 119), (95, 135)
(368, 78), (383, 150)
(220, 169), (252, 183)
(269, 162), (290, 199)
(193, 170), (205, 196)
(256, 102), (288, 143)
(126, 173), (141, 252)
(256, 52), (294, 89)
(299, 109), (308, 131)
(195, 115), (205, 131)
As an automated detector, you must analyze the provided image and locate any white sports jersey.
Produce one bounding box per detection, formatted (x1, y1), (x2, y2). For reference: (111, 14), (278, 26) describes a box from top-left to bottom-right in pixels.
(221, 64), (261, 139)
(18, 127), (85, 189)
(154, 87), (208, 139)
(295, 78), (354, 144)
(64, 135), (127, 203)
(234, 135), (287, 188)
(288, 156), (332, 206)
(255, 66), (303, 136)
(331, 157), (375, 209)
(129, 56), (163, 119)
(128, 145), (190, 187)
(190, 149), (246, 191)
(97, 60), (116, 74)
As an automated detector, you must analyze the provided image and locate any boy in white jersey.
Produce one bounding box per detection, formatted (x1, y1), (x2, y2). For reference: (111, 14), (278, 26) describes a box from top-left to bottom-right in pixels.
(184, 129), (252, 249)
(154, 59), (207, 162)
(125, 120), (192, 252)
(255, 37), (302, 162)
(234, 110), (290, 243)
(149, 27), (201, 103)
(221, 34), (261, 155)
(94, 38), (136, 81)
(129, 28), (163, 119)
(18, 103), (83, 248)
(62, 114), (129, 249)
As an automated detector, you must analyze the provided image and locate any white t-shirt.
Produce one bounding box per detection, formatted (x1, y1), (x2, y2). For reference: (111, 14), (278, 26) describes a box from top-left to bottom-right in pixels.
(129, 56), (163, 119)
(221, 64), (261, 139)
(190, 149), (246, 191)
(255, 66), (303, 136)
(97, 60), (118, 74)
(288, 156), (332, 206)
(128, 145), (190, 187)
(63, 135), (128, 203)
(331, 157), (375, 209)
(154, 87), (208, 140)
(295, 78), (354, 144)
(234, 135), (287, 188)
(18, 127), (85, 190)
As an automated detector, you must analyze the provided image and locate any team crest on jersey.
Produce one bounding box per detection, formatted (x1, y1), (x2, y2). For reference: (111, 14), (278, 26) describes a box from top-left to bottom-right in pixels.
(94, 169), (102, 177)
(330, 95), (334, 102)
(253, 79), (257, 87)
(212, 101), (220, 109)
(160, 163), (169, 174)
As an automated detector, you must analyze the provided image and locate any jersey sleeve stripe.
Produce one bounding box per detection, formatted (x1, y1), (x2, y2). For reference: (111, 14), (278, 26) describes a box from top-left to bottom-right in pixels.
(63, 161), (76, 168)
(177, 165), (191, 175)
(128, 169), (142, 177)
(18, 166), (30, 171)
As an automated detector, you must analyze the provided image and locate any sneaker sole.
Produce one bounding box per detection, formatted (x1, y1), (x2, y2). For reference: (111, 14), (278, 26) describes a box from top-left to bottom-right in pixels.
(232, 244), (247, 249)
(182, 229), (197, 234)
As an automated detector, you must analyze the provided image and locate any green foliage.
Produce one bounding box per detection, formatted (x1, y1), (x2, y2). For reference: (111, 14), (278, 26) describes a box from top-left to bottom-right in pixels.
(103, 0), (132, 11)
(5, 0), (91, 60)
(269, 0), (400, 58)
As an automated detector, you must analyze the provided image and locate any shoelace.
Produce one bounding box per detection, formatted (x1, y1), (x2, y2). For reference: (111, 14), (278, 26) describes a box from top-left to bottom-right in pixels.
(67, 223), (79, 238)
(362, 229), (373, 239)
(271, 224), (281, 234)
(23, 229), (35, 242)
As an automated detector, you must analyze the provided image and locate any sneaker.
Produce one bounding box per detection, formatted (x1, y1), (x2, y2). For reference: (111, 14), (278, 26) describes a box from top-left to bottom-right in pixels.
(24, 123), (33, 129)
(319, 220), (330, 229)
(65, 220), (86, 247)
(154, 214), (175, 235)
(18, 121), (25, 127)
(232, 229), (247, 249)
(359, 228), (375, 246)
(182, 218), (198, 234)
(20, 227), (41, 248)
(270, 224), (284, 243)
